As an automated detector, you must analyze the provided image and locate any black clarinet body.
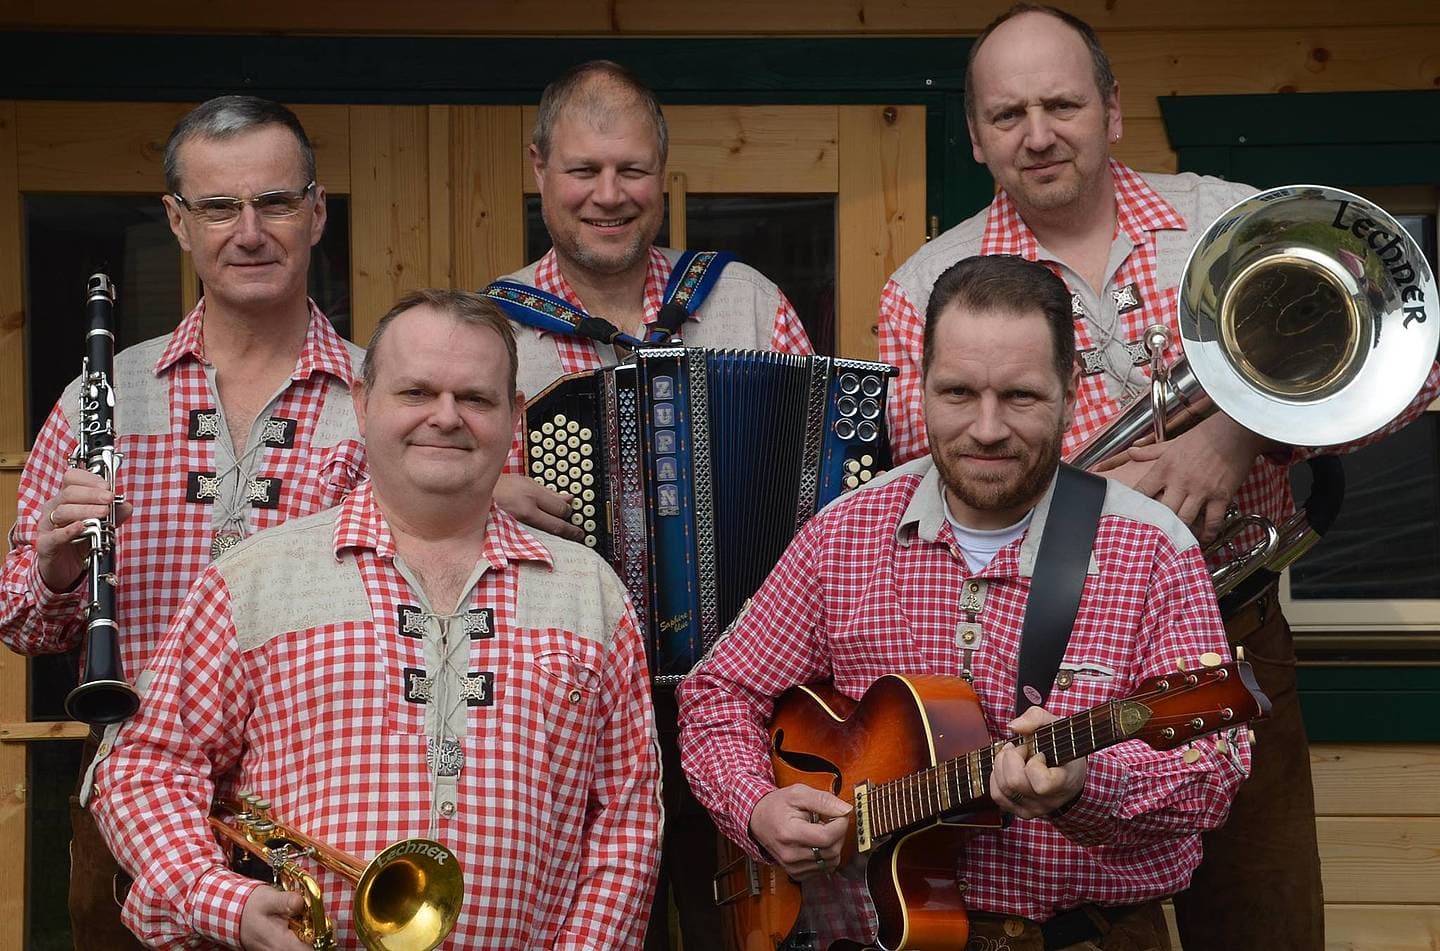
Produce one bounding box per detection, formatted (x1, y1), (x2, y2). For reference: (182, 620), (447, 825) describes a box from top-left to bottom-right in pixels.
(64, 272), (140, 725)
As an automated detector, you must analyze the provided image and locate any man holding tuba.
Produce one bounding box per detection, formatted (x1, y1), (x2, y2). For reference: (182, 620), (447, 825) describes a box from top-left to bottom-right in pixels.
(878, 5), (1440, 949)
(88, 291), (663, 949)
(0, 96), (366, 949)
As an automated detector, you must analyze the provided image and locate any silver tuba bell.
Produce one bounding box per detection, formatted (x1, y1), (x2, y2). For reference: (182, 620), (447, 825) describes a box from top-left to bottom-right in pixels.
(1071, 185), (1439, 603)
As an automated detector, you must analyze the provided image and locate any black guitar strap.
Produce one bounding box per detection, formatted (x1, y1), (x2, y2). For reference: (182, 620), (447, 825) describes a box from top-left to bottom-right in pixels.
(1014, 465), (1108, 717)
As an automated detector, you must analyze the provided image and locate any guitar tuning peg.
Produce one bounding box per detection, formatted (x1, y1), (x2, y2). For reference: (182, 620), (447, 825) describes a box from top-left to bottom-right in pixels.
(1183, 748), (1202, 765)
(1215, 738), (1229, 754)
(1175, 658), (1188, 672)
(1247, 729), (1257, 746)
(1235, 645), (1246, 662)
(1199, 651), (1222, 669)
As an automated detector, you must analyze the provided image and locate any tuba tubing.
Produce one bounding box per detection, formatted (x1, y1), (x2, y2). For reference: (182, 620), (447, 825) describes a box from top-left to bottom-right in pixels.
(211, 795), (464, 951)
(1069, 186), (1438, 603)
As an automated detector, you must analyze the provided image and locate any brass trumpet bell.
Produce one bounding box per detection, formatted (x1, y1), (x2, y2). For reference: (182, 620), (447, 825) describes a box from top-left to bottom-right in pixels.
(211, 797), (464, 951)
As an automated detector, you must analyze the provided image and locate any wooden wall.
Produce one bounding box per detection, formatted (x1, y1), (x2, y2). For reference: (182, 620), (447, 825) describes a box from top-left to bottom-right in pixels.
(2, 2), (1439, 949)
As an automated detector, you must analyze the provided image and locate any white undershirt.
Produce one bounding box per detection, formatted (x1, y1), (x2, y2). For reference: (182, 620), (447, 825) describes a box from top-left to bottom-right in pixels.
(942, 484), (1034, 575)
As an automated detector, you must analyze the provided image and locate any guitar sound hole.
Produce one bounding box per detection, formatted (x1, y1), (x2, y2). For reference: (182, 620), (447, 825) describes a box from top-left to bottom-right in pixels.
(773, 730), (843, 795)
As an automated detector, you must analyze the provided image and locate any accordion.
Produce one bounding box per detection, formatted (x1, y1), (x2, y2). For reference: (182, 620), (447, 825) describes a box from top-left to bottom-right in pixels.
(523, 348), (896, 683)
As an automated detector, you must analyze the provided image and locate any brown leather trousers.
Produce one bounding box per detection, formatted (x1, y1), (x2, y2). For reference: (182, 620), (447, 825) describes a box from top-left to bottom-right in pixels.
(69, 737), (145, 950)
(1172, 586), (1325, 950)
(964, 901), (1170, 951)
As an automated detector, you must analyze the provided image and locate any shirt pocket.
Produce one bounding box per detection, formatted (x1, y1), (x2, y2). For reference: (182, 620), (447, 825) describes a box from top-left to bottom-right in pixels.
(513, 627), (607, 786)
(1050, 660), (1120, 713)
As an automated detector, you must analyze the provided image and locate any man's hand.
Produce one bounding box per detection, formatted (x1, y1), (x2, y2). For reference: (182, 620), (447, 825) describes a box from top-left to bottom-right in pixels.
(37, 469), (133, 593)
(989, 706), (1087, 820)
(748, 784), (852, 881)
(493, 473), (584, 542)
(1091, 412), (1271, 543)
(239, 886), (311, 951)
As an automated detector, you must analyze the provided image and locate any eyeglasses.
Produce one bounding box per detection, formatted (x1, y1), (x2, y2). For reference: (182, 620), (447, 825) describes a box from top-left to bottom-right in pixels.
(171, 181), (316, 225)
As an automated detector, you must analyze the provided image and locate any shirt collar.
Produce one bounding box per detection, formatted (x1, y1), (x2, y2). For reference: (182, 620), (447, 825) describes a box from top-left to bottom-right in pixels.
(153, 298), (356, 385)
(982, 159), (1186, 258)
(896, 459), (1082, 579)
(333, 480), (555, 571)
(528, 245), (682, 339)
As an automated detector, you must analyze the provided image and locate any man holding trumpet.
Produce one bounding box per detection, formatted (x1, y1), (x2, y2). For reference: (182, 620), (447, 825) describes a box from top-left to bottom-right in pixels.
(88, 291), (662, 949)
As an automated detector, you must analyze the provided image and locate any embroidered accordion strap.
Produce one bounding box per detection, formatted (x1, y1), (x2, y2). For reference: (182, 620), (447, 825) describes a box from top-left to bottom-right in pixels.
(482, 279), (646, 348)
(1014, 464), (1108, 717)
(648, 250), (737, 345)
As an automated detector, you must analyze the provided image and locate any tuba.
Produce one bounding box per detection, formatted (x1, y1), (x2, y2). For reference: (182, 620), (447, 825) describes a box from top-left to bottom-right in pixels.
(1071, 185), (1439, 606)
(210, 795), (464, 951)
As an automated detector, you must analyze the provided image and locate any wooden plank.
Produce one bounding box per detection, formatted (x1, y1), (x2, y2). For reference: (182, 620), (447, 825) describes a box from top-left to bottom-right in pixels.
(0, 469), (25, 951)
(1311, 743), (1440, 817)
(835, 103), (925, 361)
(1318, 816), (1440, 904)
(6, 0), (1440, 33)
(0, 721), (89, 741)
(1103, 28), (1440, 121)
(1113, 118), (1178, 176)
(521, 105), (838, 195)
(426, 105), (452, 289)
(448, 106), (525, 294)
(17, 101), (351, 194)
(349, 105), (430, 347)
(1324, 904), (1440, 951)
(666, 172), (687, 253)
(0, 102), (24, 456)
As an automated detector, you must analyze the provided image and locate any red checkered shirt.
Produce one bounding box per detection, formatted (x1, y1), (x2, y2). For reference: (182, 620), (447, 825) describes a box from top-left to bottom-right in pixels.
(91, 482), (661, 949)
(878, 162), (1440, 535)
(677, 458), (1251, 920)
(504, 247), (813, 472)
(1, 300), (365, 679)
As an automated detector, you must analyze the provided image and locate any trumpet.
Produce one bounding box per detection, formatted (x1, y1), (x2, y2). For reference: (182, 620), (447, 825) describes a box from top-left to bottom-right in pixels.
(210, 795), (464, 951)
(1072, 185), (1439, 606)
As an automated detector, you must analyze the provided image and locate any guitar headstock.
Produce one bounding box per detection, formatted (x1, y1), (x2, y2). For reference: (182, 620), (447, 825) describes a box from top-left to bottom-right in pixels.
(1115, 660), (1271, 751)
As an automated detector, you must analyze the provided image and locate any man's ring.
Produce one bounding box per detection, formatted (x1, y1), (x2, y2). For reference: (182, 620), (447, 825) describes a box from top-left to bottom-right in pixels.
(1008, 792), (1024, 806)
(48, 509), (60, 529)
(812, 846), (824, 867)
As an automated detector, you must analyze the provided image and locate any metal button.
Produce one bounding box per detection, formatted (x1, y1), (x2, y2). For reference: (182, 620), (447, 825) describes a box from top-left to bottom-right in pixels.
(961, 630), (976, 645)
(568, 688), (583, 703)
(1004, 919), (1025, 938)
(438, 800), (456, 818)
(1056, 669), (1074, 689)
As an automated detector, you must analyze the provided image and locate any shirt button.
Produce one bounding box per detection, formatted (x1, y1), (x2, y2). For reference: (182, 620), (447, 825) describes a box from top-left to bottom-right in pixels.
(438, 800), (456, 818)
(960, 630), (976, 645)
(968, 582), (980, 593)
(568, 688), (582, 703)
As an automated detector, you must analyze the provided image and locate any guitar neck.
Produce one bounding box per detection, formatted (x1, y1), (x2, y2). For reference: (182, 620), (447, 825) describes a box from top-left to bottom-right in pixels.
(859, 700), (1133, 842)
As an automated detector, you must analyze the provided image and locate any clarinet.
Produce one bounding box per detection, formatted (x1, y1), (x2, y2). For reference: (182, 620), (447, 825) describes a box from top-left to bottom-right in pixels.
(64, 273), (140, 725)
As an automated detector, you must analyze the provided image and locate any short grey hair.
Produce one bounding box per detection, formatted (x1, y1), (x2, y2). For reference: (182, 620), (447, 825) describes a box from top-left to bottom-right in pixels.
(361, 289), (519, 405)
(164, 95), (316, 194)
(532, 60), (669, 165)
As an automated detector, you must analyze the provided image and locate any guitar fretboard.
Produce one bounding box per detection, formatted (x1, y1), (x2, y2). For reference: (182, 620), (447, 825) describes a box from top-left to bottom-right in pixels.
(866, 700), (1129, 840)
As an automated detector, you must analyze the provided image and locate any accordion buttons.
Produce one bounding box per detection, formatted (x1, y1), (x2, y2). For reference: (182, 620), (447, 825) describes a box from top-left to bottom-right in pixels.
(580, 444), (594, 457)
(860, 398), (881, 419)
(844, 459), (861, 474)
(839, 372), (860, 395)
(582, 489), (596, 502)
(844, 475), (860, 489)
(552, 414), (566, 427)
(582, 473), (595, 486)
(837, 396), (858, 417)
(857, 420), (879, 442)
(580, 427), (593, 440)
(861, 454), (874, 466)
(861, 375), (884, 397)
(541, 422), (554, 435)
(570, 497), (583, 511)
(584, 534), (597, 547)
(567, 420), (580, 433)
(584, 519), (597, 532)
(834, 418), (856, 440)
(570, 513), (584, 526)
(529, 431), (543, 443)
(859, 470), (874, 483)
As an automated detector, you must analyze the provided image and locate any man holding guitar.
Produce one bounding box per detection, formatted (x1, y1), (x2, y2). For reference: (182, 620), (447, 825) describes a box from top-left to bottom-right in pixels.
(677, 255), (1251, 951)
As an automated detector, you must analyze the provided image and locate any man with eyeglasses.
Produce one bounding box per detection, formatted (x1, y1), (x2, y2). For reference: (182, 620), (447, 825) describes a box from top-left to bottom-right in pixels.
(0, 95), (365, 949)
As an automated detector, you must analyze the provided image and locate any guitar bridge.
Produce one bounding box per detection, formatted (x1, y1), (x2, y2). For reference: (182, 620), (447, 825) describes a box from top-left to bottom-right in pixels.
(853, 781), (872, 853)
